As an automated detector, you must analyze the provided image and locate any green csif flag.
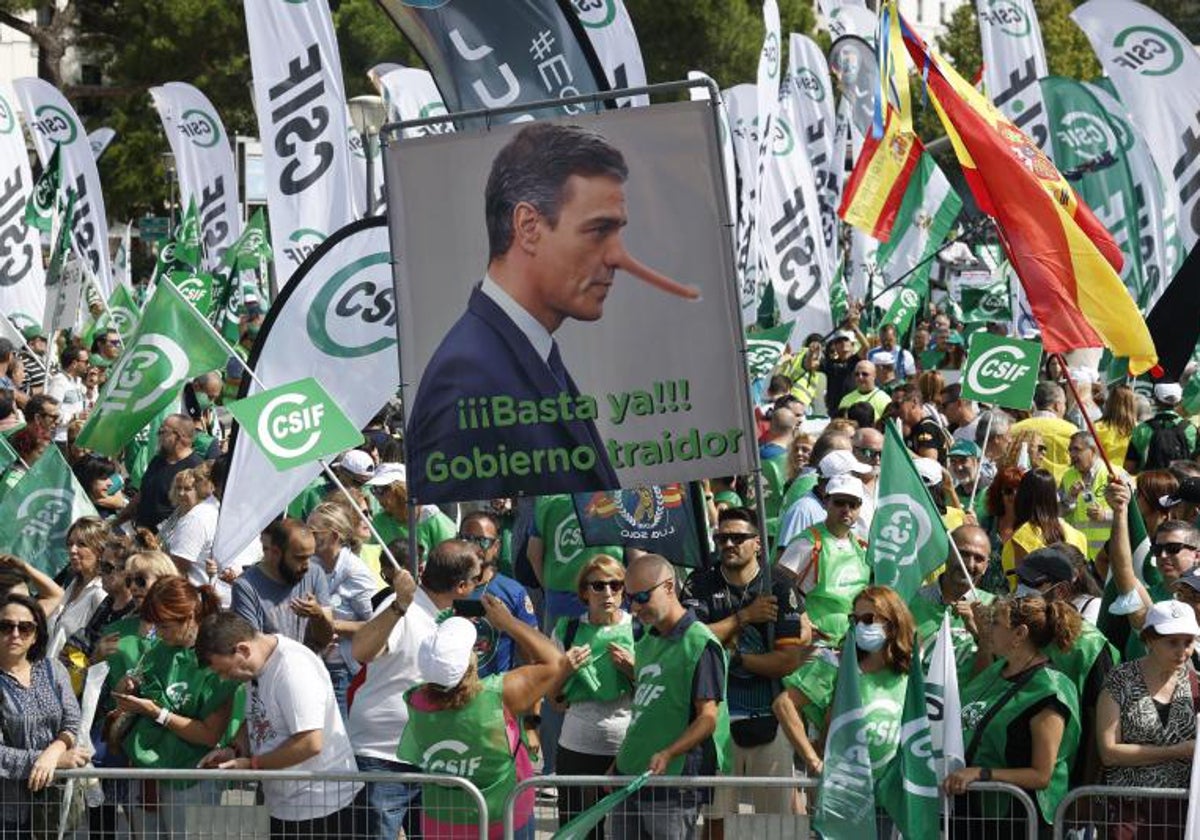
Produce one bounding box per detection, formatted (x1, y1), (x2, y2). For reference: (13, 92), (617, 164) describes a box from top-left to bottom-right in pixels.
(552, 772), (650, 839)
(221, 208), (272, 272)
(813, 632), (878, 839)
(172, 197), (202, 271)
(24, 144), (62, 233)
(868, 422), (950, 601)
(0, 447), (98, 575)
(167, 270), (214, 317)
(960, 276), (1012, 324)
(745, 323), (793, 385)
(77, 281), (230, 456)
(877, 638), (940, 839)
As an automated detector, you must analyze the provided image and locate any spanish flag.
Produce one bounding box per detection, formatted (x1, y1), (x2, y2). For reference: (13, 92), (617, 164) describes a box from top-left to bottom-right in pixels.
(901, 22), (1157, 374)
(838, 108), (923, 243)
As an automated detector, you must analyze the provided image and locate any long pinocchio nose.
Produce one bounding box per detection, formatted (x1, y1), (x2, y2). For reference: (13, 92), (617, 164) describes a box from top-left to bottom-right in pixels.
(610, 246), (702, 301)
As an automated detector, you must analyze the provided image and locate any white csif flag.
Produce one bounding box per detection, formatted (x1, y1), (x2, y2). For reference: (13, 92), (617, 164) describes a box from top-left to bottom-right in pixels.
(927, 613), (965, 778)
(243, 0), (358, 286)
(0, 82), (46, 326)
(12, 78), (114, 295)
(150, 83), (242, 273)
(977, 0), (1051, 149)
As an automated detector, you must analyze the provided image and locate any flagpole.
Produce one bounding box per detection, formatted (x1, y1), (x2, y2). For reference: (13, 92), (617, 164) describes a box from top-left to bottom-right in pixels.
(1, 314), (49, 379)
(158, 281), (402, 574)
(84, 268), (124, 345)
(1055, 353), (1117, 477)
(966, 411), (993, 513)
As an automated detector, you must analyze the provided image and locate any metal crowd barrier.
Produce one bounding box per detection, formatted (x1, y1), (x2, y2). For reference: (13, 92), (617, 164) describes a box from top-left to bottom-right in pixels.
(0, 767), (488, 840)
(1052, 784), (1189, 840)
(504, 774), (1039, 839)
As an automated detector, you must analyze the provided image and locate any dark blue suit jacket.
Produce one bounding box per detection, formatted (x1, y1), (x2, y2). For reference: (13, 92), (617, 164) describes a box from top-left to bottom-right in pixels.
(406, 285), (619, 502)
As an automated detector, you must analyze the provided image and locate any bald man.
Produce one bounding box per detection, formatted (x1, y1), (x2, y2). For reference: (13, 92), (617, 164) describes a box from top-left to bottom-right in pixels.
(836, 360), (891, 422)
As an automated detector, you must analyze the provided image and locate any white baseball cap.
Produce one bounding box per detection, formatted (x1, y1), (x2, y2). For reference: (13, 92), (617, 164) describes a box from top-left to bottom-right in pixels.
(366, 462), (407, 487)
(818, 450), (872, 478)
(824, 474), (865, 502)
(913, 457), (944, 487)
(334, 449), (375, 480)
(873, 351), (896, 367)
(1142, 600), (1200, 638)
(1153, 383), (1183, 406)
(417, 616), (478, 687)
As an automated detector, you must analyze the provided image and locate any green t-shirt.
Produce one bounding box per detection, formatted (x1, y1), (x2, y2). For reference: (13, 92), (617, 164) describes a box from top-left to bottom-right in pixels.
(371, 507), (458, 555)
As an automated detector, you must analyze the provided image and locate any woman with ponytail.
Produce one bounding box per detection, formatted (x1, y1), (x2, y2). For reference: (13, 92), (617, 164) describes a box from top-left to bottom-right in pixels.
(110, 578), (239, 838)
(947, 596), (1082, 837)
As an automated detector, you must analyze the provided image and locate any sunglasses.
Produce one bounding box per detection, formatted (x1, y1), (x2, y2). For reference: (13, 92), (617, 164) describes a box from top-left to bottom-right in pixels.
(854, 447), (882, 460)
(628, 579), (669, 605)
(849, 612), (886, 626)
(586, 580), (625, 594)
(127, 574), (152, 588)
(1002, 487), (1018, 496)
(0, 620), (36, 638)
(829, 497), (863, 509)
(1153, 542), (1197, 557)
(460, 535), (499, 551)
(99, 562), (125, 576)
(714, 532), (756, 546)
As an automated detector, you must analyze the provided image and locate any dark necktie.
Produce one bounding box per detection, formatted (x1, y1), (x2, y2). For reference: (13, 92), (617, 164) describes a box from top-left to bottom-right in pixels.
(547, 341), (570, 393)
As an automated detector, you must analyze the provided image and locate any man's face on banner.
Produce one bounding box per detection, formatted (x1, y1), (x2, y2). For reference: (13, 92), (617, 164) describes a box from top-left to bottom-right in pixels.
(531, 174), (628, 328)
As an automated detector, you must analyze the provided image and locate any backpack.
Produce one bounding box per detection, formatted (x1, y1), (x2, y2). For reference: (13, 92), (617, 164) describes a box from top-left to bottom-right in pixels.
(1142, 414), (1191, 470)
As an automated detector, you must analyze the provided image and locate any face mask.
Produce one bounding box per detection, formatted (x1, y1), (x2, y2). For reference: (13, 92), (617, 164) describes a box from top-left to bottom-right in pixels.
(194, 392), (212, 412)
(854, 622), (888, 653)
(1014, 582), (1042, 599)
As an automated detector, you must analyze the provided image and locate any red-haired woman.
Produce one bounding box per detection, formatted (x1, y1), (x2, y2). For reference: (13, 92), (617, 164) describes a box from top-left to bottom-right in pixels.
(110, 578), (238, 838)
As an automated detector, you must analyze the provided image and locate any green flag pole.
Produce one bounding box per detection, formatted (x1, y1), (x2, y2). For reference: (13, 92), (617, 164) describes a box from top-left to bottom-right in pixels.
(163, 281), (402, 575)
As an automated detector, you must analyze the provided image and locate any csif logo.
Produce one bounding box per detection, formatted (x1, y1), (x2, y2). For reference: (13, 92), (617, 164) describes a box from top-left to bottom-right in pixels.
(284, 228), (325, 267)
(256, 391), (327, 461)
(422, 740), (481, 775)
(1056, 110), (1116, 157)
(979, 0), (1030, 38)
(771, 115), (795, 157)
(17, 488), (73, 541)
(872, 493), (934, 582)
(0, 94), (15, 135)
(306, 252), (396, 358)
(763, 32), (780, 80)
(172, 274), (209, 306)
(572, 0), (616, 29)
(1112, 25), (1184, 76)
(898, 288), (920, 310)
(178, 108), (220, 148)
(100, 333), (190, 415)
(32, 104), (78, 146)
(109, 306), (137, 336)
(965, 344), (1031, 396)
(796, 68), (825, 102)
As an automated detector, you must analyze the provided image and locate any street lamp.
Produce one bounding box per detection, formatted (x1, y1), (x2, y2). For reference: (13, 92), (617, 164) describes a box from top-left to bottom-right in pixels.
(162, 151), (177, 230)
(347, 95), (387, 216)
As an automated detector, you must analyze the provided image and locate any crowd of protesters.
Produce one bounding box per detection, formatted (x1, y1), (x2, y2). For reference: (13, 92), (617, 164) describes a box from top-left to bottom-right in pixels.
(3, 301), (1200, 840)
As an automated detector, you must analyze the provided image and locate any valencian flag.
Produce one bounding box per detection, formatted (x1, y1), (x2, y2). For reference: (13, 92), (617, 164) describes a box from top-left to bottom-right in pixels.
(77, 281), (230, 456)
(877, 637), (939, 839)
(24, 144), (61, 233)
(868, 422), (950, 600)
(574, 483), (705, 568)
(900, 15), (1156, 374)
(838, 106), (923, 242)
(0, 447), (98, 575)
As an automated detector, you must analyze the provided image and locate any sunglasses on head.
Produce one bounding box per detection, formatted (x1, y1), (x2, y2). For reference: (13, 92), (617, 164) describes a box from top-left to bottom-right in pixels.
(0, 620), (36, 638)
(628, 579), (669, 605)
(714, 532), (756, 546)
(586, 580), (624, 594)
(1153, 542), (1196, 557)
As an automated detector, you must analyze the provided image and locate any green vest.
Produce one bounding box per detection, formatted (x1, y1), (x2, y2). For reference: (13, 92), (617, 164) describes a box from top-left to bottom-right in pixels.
(616, 617), (731, 776)
(911, 588), (996, 686)
(552, 617), (635, 704)
(805, 524), (870, 643)
(1045, 620), (1117, 701)
(780, 472), (819, 513)
(125, 642), (239, 788)
(398, 674), (517, 829)
(960, 661), (1081, 823)
(782, 652), (907, 773)
(534, 495), (621, 593)
(761, 455), (788, 539)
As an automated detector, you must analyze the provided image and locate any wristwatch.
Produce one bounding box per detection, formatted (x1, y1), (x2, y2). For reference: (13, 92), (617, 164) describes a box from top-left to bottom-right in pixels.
(390, 598), (407, 618)
(978, 767), (992, 782)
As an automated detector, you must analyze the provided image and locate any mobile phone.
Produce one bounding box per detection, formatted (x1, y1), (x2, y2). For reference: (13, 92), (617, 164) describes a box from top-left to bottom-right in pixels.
(452, 599), (486, 618)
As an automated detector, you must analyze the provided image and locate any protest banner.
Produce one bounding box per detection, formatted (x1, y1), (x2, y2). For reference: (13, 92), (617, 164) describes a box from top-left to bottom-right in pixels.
(244, 0), (357, 286)
(573, 483), (705, 568)
(388, 101), (754, 504)
(12, 77), (114, 294)
(227, 377), (364, 471)
(214, 218), (396, 563)
(960, 332), (1042, 410)
(0, 82), (46, 325)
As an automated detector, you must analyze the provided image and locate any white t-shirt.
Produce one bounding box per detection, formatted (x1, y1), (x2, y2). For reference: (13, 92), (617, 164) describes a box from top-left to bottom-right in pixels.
(554, 612), (633, 756)
(247, 635), (362, 820)
(167, 496), (255, 606)
(347, 588), (439, 762)
(46, 372), (86, 442)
